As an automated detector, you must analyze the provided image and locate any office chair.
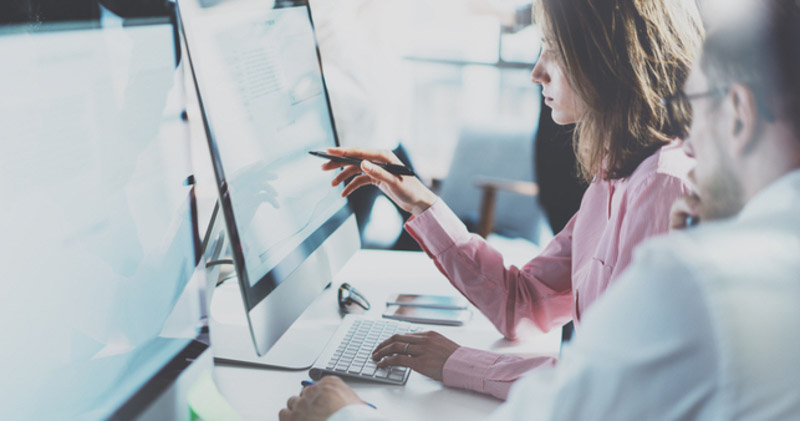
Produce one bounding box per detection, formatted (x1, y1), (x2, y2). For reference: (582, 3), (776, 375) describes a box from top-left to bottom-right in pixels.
(436, 119), (547, 253)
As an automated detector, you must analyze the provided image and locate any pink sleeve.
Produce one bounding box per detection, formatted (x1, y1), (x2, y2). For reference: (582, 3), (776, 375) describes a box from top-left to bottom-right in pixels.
(441, 347), (556, 401)
(405, 200), (574, 339)
(611, 173), (692, 279)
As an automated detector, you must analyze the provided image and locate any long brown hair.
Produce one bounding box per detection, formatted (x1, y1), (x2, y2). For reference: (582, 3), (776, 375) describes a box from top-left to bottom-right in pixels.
(535, 0), (704, 182)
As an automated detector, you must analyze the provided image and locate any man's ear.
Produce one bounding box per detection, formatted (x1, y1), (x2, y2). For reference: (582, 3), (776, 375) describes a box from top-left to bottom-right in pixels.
(727, 83), (760, 156)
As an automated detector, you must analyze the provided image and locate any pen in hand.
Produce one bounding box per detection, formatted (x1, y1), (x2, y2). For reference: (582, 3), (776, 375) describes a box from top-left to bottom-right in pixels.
(300, 380), (378, 409)
(308, 150), (416, 177)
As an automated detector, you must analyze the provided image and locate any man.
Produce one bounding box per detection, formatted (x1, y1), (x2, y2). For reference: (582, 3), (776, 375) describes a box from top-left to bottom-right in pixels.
(279, 1), (800, 419)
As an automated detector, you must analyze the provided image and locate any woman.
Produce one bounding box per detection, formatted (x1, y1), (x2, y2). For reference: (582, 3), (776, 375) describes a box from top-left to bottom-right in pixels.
(321, 0), (703, 400)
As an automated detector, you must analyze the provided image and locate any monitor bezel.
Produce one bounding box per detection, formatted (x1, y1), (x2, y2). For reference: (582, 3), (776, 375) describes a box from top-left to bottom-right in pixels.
(178, 0), (353, 313)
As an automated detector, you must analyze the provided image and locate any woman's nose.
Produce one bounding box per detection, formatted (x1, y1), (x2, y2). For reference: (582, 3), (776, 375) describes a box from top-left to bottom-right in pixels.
(531, 61), (548, 85)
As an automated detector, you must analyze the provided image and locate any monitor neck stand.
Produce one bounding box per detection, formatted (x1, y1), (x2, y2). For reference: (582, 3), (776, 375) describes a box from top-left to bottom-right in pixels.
(207, 275), (340, 370)
(199, 202), (358, 370)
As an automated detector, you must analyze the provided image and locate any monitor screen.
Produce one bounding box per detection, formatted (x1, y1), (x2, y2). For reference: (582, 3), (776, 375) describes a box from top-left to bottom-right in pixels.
(181, 1), (351, 312)
(0, 18), (198, 419)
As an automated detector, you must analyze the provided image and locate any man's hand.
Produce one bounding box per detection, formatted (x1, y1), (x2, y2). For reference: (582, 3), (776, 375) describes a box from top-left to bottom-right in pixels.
(279, 376), (364, 421)
(669, 193), (702, 230)
(371, 331), (460, 381)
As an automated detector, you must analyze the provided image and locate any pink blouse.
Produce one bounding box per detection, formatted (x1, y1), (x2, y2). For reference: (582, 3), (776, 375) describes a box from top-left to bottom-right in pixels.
(404, 140), (694, 400)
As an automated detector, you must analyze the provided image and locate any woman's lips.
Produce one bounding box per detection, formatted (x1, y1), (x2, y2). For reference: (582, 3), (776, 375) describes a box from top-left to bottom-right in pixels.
(544, 96), (554, 105)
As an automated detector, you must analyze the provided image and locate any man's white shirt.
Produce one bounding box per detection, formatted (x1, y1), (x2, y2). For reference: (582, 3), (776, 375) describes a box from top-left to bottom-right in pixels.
(333, 170), (800, 421)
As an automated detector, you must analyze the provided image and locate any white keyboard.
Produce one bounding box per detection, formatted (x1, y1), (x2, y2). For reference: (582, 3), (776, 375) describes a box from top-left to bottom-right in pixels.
(309, 316), (422, 385)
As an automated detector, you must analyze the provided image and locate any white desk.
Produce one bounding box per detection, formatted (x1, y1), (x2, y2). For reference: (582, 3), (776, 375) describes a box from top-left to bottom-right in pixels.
(212, 250), (560, 420)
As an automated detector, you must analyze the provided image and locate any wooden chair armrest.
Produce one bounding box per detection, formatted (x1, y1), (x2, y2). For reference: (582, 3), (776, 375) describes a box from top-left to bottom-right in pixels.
(474, 176), (539, 196)
(473, 176), (539, 238)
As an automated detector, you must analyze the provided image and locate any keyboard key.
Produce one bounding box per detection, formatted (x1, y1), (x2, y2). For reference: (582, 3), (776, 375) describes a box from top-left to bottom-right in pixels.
(375, 368), (390, 379)
(388, 372), (405, 381)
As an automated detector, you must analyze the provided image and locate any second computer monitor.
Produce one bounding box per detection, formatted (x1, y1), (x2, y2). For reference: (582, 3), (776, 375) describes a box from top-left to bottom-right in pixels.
(0, 16), (200, 418)
(180, 0), (359, 360)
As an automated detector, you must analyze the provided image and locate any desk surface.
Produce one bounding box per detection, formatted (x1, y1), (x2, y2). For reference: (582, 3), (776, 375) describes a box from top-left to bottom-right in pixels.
(212, 250), (560, 420)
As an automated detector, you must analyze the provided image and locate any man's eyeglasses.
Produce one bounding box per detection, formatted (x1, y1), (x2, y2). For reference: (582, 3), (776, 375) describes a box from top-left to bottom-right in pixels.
(661, 87), (728, 138)
(338, 282), (370, 312)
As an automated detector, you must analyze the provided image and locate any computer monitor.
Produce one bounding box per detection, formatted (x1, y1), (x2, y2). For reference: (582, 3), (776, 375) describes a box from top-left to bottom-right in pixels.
(179, 0), (360, 365)
(0, 16), (202, 419)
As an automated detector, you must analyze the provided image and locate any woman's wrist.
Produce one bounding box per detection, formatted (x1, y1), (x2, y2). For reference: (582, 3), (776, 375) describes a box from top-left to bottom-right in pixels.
(409, 193), (438, 216)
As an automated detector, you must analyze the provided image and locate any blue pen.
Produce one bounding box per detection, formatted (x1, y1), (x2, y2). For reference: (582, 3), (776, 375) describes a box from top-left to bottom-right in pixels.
(301, 380), (377, 409)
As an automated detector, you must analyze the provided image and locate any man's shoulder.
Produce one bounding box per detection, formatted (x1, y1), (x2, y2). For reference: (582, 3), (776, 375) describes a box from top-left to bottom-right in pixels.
(632, 216), (800, 292)
(582, 215), (800, 421)
(625, 217), (800, 419)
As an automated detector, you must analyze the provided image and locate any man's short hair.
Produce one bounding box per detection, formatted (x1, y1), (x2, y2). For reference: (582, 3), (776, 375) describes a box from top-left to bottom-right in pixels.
(701, 0), (800, 137)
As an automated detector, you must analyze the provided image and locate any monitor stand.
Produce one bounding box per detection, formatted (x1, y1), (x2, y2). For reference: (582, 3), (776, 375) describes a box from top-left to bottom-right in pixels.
(208, 277), (342, 370)
(199, 202), (358, 370)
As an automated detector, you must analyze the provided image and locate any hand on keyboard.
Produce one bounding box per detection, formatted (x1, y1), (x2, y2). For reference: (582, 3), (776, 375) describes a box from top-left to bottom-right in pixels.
(312, 318), (423, 385)
(371, 330), (460, 381)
